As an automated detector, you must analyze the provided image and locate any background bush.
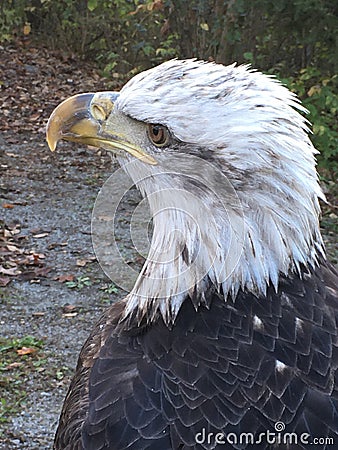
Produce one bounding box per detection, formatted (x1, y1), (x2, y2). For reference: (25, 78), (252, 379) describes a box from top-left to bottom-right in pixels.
(1, 0), (337, 172)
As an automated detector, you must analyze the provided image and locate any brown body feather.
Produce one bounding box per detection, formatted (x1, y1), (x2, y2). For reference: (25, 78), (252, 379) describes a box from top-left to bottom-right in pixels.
(54, 261), (338, 450)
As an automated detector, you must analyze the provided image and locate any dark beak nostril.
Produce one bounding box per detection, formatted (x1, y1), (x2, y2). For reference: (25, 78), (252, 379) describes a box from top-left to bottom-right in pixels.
(91, 104), (108, 121)
(90, 92), (119, 122)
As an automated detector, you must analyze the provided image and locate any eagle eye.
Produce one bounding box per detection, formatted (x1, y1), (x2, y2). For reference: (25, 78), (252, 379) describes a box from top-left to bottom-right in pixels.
(147, 124), (169, 147)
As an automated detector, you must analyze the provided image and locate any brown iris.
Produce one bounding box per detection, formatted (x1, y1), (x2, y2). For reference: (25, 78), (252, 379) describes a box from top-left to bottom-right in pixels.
(147, 124), (169, 147)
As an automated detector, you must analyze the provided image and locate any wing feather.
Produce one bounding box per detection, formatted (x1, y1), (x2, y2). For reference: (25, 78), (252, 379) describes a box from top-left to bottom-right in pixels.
(54, 262), (338, 449)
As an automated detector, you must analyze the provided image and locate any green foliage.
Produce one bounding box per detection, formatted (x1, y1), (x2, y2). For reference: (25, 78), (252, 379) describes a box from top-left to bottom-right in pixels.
(1, 0), (336, 76)
(100, 282), (119, 295)
(0, 0), (28, 42)
(65, 275), (92, 289)
(0, 335), (44, 352)
(282, 69), (338, 171)
(1, 0), (336, 73)
(0, 335), (44, 423)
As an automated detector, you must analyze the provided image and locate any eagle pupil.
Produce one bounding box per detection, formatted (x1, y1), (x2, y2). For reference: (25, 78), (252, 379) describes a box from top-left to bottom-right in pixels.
(148, 124), (168, 146)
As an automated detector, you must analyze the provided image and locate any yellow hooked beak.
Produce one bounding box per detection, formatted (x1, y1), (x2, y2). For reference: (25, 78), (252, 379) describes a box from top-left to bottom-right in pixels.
(46, 92), (157, 165)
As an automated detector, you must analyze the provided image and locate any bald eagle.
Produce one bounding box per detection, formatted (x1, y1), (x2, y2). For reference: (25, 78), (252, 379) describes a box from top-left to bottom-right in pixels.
(47, 60), (338, 450)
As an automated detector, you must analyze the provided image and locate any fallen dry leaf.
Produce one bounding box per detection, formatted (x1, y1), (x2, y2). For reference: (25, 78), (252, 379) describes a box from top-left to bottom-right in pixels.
(17, 347), (37, 356)
(62, 304), (79, 313)
(76, 257), (96, 267)
(18, 266), (51, 281)
(29, 112), (41, 121)
(32, 312), (45, 317)
(4, 226), (21, 237)
(6, 244), (21, 253)
(32, 232), (49, 238)
(0, 276), (11, 286)
(6, 362), (24, 370)
(56, 274), (75, 283)
(29, 252), (46, 263)
(5, 152), (20, 158)
(62, 312), (78, 318)
(0, 266), (21, 276)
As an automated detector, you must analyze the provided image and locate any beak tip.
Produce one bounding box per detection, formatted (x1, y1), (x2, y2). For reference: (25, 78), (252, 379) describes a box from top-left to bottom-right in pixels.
(46, 126), (58, 151)
(46, 113), (62, 151)
(46, 138), (56, 152)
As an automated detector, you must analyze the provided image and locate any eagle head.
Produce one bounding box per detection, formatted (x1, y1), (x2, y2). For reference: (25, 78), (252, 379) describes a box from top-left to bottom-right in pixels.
(46, 59), (325, 324)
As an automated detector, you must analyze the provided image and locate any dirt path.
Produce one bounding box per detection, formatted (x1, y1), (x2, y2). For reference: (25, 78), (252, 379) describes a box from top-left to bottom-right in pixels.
(0, 137), (138, 449)
(0, 43), (137, 449)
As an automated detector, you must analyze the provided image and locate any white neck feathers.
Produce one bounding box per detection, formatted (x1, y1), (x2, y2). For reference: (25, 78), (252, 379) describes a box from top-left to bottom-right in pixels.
(114, 60), (325, 325)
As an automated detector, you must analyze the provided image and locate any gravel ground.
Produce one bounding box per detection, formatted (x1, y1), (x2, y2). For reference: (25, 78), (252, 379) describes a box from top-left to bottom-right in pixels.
(0, 137), (143, 449)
